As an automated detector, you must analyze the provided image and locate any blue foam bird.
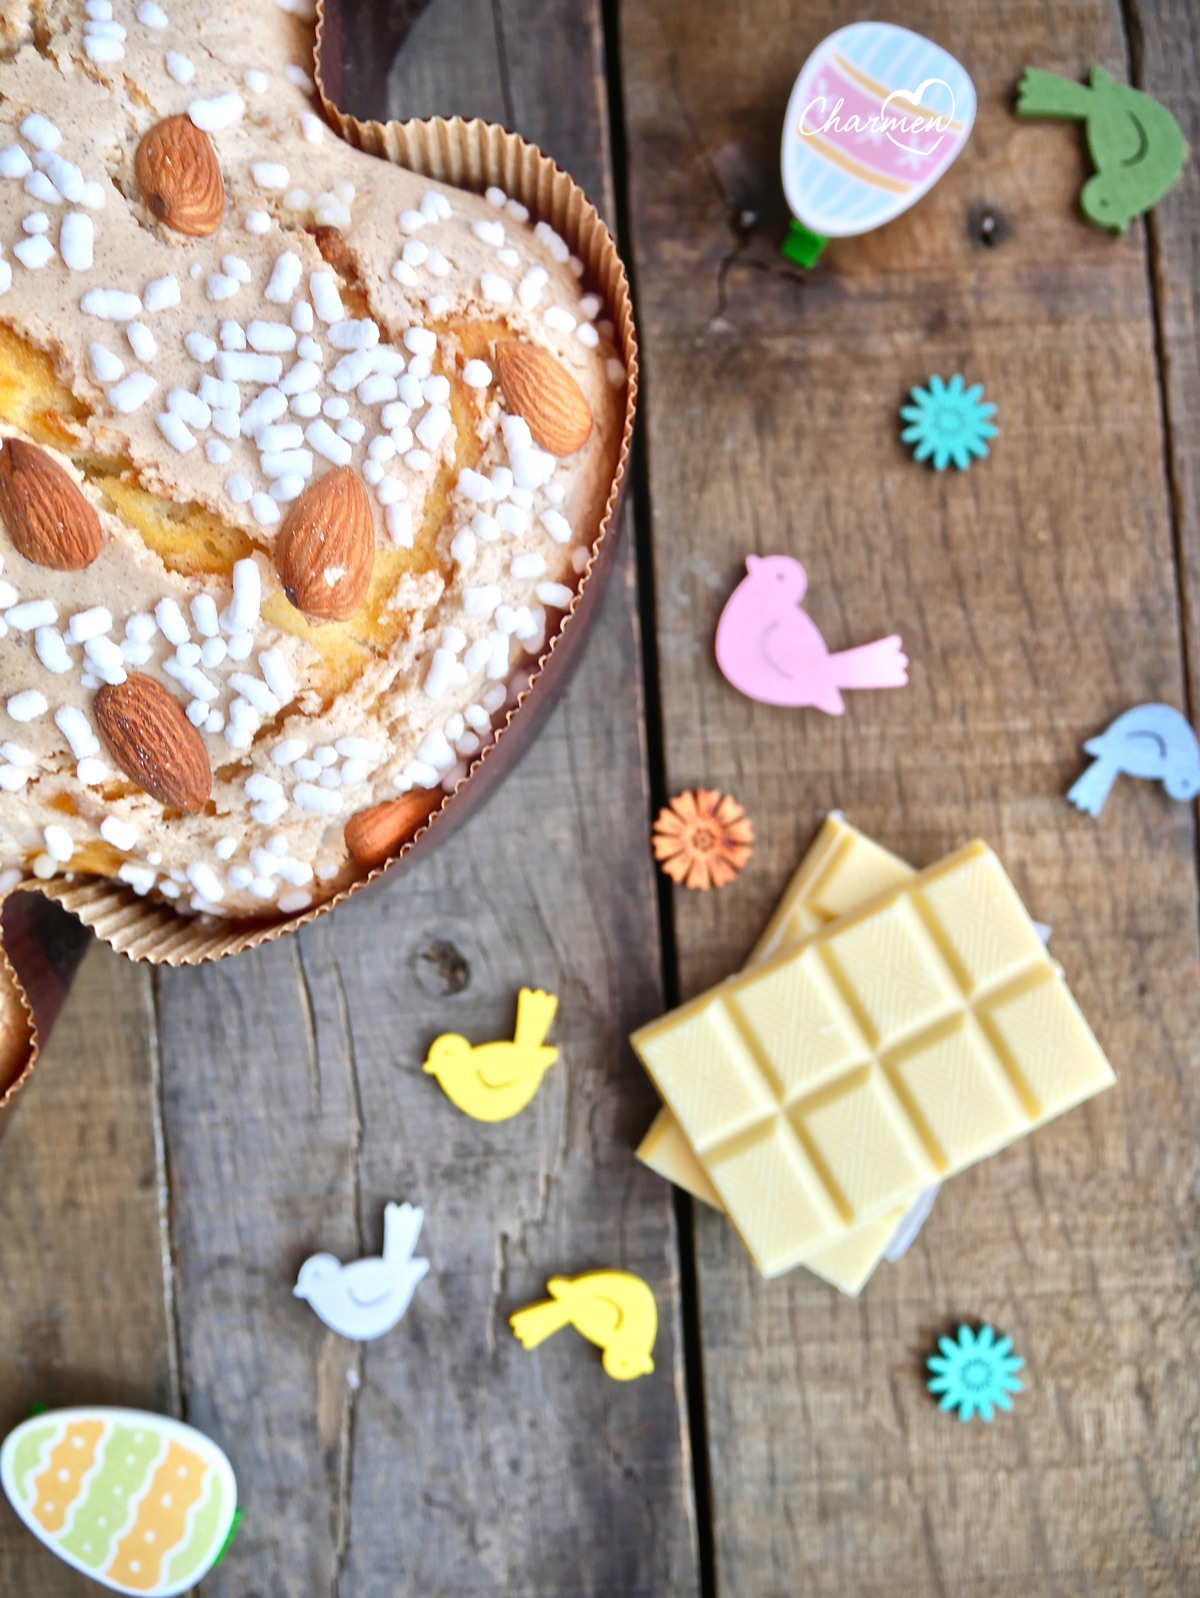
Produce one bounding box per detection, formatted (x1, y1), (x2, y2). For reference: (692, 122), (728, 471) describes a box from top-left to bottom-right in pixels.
(1067, 704), (1200, 816)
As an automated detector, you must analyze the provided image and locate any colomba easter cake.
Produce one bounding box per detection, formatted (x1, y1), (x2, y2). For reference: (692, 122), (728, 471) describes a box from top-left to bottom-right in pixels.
(0, 0), (625, 917)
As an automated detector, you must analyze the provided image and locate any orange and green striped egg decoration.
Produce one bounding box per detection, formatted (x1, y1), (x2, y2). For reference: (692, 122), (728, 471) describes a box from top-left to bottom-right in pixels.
(1, 1408), (237, 1596)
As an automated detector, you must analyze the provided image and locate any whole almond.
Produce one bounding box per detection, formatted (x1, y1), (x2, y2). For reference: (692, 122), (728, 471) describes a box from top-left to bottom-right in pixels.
(276, 466), (374, 622)
(135, 115), (225, 237)
(0, 437), (102, 570)
(345, 791), (441, 869)
(495, 340), (593, 456)
(94, 674), (211, 814)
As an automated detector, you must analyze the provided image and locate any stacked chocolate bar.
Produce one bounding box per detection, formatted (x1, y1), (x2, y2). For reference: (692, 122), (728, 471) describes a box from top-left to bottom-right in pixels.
(634, 817), (1115, 1293)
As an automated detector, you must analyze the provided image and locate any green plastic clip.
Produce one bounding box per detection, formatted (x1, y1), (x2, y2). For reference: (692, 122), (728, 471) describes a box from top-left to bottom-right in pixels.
(781, 220), (828, 268)
(212, 1507), (244, 1570)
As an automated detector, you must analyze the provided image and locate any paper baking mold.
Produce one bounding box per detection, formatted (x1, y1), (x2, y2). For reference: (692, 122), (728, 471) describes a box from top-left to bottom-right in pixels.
(0, 0), (638, 1129)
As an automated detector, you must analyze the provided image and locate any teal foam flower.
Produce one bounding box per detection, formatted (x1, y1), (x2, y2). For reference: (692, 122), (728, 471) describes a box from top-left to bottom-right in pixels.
(901, 374), (997, 470)
(926, 1324), (1024, 1422)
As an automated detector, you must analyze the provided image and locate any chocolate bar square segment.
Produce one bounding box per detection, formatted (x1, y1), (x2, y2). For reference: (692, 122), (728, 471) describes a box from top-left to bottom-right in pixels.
(884, 1013), (1027, 1168)
(916, 849), (1048, 996)
(979, 968), (1117, 1119)
(635, 1002), (778, 1155)
(706, 1117), (842, 1276)
(801, 1211), (911, 1296)
(803, 828), (913, 925)
(752, 819), (912, 963)
(725, 951), (870, 1105)
(794, 1068), (935, 1220)
(821, 900), (962, 1050)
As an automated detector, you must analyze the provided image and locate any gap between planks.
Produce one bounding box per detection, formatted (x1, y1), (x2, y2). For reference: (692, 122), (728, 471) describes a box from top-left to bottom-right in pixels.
(599, 2), (717, 1595)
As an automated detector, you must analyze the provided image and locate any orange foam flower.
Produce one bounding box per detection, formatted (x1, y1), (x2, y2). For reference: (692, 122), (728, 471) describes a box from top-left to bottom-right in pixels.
(652, 788), (754, 891)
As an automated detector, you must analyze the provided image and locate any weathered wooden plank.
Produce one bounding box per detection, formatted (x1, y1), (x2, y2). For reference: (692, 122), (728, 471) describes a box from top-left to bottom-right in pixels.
(150, 5), (697, 1596)
(330, 0), (437, 118)
(621, 0), (1200, 1592)
(158, 553), (695, 1598)
(386, 0), (509, 127)
(0, 942), (173, 1595)
(330, 560), (694, 1598)
(154, 925), (367, 1592)
(1135, 6), (1200, 710)
(386, 0), (613, 204)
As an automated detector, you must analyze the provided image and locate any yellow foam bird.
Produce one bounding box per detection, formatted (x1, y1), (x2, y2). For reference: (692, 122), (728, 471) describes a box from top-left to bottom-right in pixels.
(509, 1270), (657, 1381)
(422, 988), (559, 1122)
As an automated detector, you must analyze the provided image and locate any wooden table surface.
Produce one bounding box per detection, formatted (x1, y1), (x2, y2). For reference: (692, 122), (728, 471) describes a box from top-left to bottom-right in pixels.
(2, 0), (1198, 1593)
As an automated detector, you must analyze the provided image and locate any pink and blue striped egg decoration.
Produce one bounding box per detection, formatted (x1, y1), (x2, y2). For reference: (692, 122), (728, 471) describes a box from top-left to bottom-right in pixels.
(781, 23), (975, 238)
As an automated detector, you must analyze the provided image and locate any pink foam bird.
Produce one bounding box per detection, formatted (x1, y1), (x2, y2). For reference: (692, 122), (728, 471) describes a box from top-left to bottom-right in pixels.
(715, 555), (908, 715)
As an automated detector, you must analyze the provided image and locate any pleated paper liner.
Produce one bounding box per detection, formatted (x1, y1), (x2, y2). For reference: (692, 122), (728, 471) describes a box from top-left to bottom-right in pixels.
(0, 0), (638, 1122)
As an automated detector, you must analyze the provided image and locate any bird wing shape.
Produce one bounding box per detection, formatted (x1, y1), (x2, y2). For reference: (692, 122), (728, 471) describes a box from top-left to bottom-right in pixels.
(563, 1290), (624, 1349)
(474, 1042), (556, 1091)
(1089, 99), (1151, 169)
(591, 1291), (627, 1335)
(472, 1042), (530, 1092)
(1110, 725), (1197, 780)
(1119, 109), (1150, 167)
(1083, 72), (1186, 193)
(757, 616), (828, 681)
(341, 1259), (396, 1307)
(1122, 727), (1168, 759)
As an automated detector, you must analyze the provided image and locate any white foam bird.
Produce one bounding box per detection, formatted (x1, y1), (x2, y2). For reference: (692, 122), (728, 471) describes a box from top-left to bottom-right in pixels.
(294, 1202), (430, 1342)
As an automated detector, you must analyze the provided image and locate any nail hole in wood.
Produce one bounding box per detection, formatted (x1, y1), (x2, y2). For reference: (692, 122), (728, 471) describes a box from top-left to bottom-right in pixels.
(969, 205), (1009, 248)
(415, 939), (470, 996)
